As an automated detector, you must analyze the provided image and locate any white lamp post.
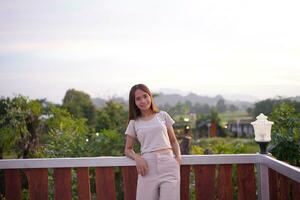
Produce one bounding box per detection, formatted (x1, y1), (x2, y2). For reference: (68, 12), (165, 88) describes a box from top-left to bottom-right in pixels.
(251, 113), (274, 154)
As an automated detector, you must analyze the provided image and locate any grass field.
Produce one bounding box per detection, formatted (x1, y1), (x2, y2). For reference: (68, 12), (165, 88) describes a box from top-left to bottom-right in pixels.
(219, 111), (253, 124)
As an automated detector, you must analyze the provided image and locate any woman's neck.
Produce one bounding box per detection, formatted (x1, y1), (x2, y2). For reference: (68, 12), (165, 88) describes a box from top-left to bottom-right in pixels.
(140, 109), (154, 118)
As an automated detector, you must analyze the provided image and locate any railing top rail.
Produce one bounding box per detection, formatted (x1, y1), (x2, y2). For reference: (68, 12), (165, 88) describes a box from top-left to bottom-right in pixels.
(0, 154), (260, 169)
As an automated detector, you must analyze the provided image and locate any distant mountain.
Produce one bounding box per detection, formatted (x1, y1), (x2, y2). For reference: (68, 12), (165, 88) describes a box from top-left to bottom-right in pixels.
(157, 88), (259, 103)
(92, 93), (300, 110)
(92, 92), (254, 109)
(289, 96), (300, 102)
(154, 93), (253, 109)
(154, 92), (223, 106)
(221, 94), (259, 103)
(92, 97), (127, 108)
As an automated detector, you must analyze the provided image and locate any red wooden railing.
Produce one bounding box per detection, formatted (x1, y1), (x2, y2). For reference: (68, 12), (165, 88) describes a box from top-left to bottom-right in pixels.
(268, 168), (300, 200)
(1, 154), (300, 200)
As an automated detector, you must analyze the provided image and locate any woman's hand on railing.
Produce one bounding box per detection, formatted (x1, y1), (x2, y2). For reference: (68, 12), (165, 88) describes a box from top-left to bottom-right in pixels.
(175, 155), (182, 165)
(135, 156), (149, 176)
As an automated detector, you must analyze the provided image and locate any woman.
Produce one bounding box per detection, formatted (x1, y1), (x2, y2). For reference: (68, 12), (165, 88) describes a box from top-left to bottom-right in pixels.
(124, 83), (181, 200)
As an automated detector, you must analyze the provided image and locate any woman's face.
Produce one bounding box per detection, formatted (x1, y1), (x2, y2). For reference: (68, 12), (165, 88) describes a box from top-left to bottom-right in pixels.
(134, 89), (152, 111)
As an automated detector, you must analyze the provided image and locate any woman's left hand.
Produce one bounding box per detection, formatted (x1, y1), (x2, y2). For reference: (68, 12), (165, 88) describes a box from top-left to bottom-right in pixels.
(175, 155), (182, 165)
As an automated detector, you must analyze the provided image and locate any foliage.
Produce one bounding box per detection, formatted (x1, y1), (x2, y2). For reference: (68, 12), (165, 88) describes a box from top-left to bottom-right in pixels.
(44, 105), (89, 157)
(165, 102), (189, 116)
(44, 102), (126, 157)
(195, 108), (221, 125)
(0, 96), (44, 158)
(194, 137), (259, 154)
(88, 129), (125, 156)
(209, 107), (220, 123)
(62, 89), (97, 128)
(219, 111), (250, 121)
(269, 102), (300, 166)
(191, 145), (204, 154)
(95, 100), (128, 133)
(248, 97), (300, 118)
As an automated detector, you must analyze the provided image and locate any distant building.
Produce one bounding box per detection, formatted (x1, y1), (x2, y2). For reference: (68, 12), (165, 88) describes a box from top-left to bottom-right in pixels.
(226, 119), (254, 137)
(196, 119), (225, 138)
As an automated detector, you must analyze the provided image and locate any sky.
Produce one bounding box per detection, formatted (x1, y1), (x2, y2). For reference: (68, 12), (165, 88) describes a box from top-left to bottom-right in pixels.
(1, 0), (300, 103)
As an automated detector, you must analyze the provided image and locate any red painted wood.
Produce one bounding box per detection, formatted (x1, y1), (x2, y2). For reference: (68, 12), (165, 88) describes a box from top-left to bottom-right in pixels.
(210, 122), (217, 137)
(268, 168), (278, 200)
(237, 164), (256, 200)
(216, 164), (233, 200)
(4, 169), (22, 200)
(278, 173), (289, 200)
(95, 167), (116, 200)
(180, 165), (190, 200)
(76, 167), (91, 200)
(54, 168), (72, 200)
(194, 165), (216, 200)
(121, 166), (138, 200)
(291, 180), (300, 200)
(25, 168), (48, 200)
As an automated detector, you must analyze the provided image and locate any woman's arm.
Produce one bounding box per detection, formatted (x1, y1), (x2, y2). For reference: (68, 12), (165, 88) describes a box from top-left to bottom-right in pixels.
(124, 135), (149, 176)
(167, 126), (182, 164)
(124, 135), (139, 160)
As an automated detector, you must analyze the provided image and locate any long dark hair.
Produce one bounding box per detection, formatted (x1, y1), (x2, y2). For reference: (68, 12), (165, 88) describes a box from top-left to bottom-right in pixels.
(128, 84), (159, 120)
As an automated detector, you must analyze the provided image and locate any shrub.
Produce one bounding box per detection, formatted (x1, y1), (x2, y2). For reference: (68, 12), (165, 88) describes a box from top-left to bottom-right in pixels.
(269, 102), (300, 166)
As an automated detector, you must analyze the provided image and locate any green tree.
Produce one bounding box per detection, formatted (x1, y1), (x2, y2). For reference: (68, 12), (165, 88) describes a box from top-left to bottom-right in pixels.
(44, 105), (89, 157)
(249, 97), (300, 118)
(0, 96), (44, 158)
(209, 107), (221, 124)
(251, 99), (276, 117)
(168, 102), (186, 116)
(62, 89), (97, 128)
(88, 129), (124, 156)
(269, 102), (300, 166)
(195, 103), (210, 114)
(95, 100), (128, 133)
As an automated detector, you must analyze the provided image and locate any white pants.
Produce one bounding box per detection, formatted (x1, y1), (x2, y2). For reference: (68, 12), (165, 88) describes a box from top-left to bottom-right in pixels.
(136, 151), (180, 200)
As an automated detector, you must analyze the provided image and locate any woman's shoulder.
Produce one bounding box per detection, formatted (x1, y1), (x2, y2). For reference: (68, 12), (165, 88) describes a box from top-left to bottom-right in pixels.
(157, 110), (164, 116)
(157, 110), (170, 116)
(157, 110), (166, 114)
(157, 110), (170, 118)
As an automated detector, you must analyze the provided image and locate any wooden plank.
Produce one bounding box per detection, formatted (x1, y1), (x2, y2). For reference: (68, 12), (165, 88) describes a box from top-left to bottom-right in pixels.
(237, 164), (256, 200)
(54, 168), (72, 200)
(278, 173), (289, 200)
(269, 168), (278, 200)
(95, 167), (116, 200)
(4, 169), (22, 200)
(76, 167), (91, 200)
(121, 166), (137, 200)
(216, 164), (233, 200)
(25, 168), (48, 200)
(291, 180), (300, 200)
(180, 165), (190, 200)
(194, 165), (216, 200)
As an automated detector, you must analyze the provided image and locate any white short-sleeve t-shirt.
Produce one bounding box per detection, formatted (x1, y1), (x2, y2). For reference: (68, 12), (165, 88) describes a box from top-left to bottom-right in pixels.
(125, 111), (175, 154)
